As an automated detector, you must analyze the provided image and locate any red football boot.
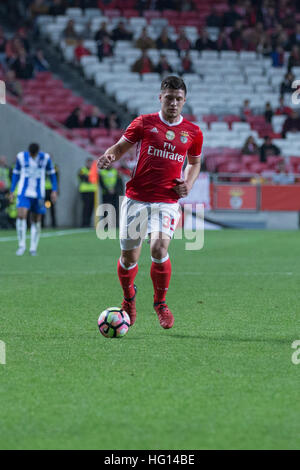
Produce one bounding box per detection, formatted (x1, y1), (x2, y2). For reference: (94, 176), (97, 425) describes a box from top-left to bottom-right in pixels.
(122, 285), (137, 326)
(154, 302), (174, 329)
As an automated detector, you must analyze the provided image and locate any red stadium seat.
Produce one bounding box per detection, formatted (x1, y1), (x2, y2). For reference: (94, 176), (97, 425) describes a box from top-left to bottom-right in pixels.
(249, 162), (269, 173)
(241, 155), (260, 167)
(122, 9), (139, 18)
(90, 128), (109, 140)
(103, 9), (121, 17)
(223, 115), (241, 129)
(267, 155), (283, 168)
(94, 136), (115, 147)
(144, 10), (160, 20)
(162, 10), (179, 19)
(69, 128), (91, 139)
(202, 114), (219, 126)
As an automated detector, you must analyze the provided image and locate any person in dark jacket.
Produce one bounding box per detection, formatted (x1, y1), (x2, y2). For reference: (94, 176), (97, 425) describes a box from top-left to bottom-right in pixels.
(65, 107), (81, 129)
(282, 110), (300, 138)
(260, 136), (280, 162)
(83, 107), (103, 128)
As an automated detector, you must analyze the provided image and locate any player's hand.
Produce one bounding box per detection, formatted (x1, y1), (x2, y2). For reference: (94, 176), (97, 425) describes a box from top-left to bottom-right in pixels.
(97, 154), (115, 169)
(173, 178), (190, 198)
(50, 191), (57, 203)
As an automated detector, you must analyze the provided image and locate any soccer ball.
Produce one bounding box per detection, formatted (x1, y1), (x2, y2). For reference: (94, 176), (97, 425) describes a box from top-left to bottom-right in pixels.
(98, 307), (130, 338)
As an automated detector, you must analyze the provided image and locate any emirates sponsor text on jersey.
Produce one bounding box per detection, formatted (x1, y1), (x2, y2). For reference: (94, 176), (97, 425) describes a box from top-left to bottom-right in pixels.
(147, 141), (185, 162)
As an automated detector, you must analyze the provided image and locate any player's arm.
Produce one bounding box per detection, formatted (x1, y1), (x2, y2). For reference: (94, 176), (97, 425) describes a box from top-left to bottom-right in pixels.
(97, 116), (144, 169)
(173, 158), (201, 198)
(97, 138), (134, 169)
(8, 156), (21, 202)
(173, 129), (203, 198)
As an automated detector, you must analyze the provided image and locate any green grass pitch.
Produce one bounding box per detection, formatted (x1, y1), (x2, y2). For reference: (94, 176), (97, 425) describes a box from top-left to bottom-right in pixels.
(0, 229), (300, 450)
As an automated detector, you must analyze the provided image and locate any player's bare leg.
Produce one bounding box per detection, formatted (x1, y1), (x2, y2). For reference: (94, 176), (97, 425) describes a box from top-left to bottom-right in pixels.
(16, 207), (28, 256)
(150, 232), (174, 329)
(30, 213), (42, 256)
(118, 245), (142, 326)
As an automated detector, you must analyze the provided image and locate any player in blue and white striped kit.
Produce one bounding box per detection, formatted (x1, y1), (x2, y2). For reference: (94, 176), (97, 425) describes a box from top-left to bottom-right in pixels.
(9, 143), (57, 256)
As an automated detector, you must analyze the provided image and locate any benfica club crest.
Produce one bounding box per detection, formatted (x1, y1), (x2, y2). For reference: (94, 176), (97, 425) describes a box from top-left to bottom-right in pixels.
(180, 131), (189, 144)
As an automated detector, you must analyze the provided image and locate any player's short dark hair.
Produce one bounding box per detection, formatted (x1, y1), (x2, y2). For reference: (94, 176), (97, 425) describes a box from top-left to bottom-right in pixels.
(160, 75), (187, 95)
(28, 143), (40, 156)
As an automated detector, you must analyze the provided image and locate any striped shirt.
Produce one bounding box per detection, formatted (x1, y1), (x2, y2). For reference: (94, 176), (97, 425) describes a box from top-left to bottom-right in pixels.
(11, 151), (57, 198)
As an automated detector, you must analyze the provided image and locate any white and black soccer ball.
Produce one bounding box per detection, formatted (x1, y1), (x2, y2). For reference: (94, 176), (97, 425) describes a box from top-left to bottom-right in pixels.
(98, 307), (130, 338)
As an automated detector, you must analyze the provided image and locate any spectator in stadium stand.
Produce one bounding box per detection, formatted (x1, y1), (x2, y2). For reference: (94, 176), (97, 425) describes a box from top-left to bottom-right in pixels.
(74, 38), (91, 63)
(135, 27), (156, 51)
(260, 136), (280, 163)
(258, 5), (278, 29)
(229, 20), (245, 52)
(272, 160), (295, 185)
(16, 27), (31, 53)
(206, 7), (222, 28)
(214, 28), (232, 51)
(195, 29), (217, 51)
(287, 45), (300, 71)
(5, 36), (24, 68)
(280, 71), (295, 95)
(5, 69), (23, 101)
(156, 0), (178, 10)
(289, 24), (300, 49)
(97, 34), (114, 61)
(256, 33), (272, 57)
(83, 107), (103, 128)
(270, 24), (285, 49)
(222, 5), (242, 27)
(155, 54), (173, 77)
(62, 19), (79, 46)
(11, 49), (34, 79)
(275, 96), (292, 116)
(131, 50), (155, 75)
(175, 29), (191, 56)
(180, 51), (194, 74)
(271, 46), (285, 67)
(240, 99), (252, 121)
(241, 136), (259, 156)
(136, 0), (149, 16)
(156, 27), (176, 50)
(244, 2), (257, 28)
(48, 0), (66, 16)
(94, 22), (111, 42)
(256, 33), (272, 56)
(0, 27), (7, 71)
(282, 110), (300, 138)
(33, 48), (50, 72)
(64, 107), (81, 129)
(264, 102), (274, 124)
(104, 112), (121, 131)
(29, 0), (49, 20)
(180, 0), (194, 11)
(111, 21), (133, 42)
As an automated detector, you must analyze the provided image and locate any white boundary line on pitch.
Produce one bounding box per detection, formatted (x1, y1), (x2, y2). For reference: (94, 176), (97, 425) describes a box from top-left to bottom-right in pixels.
(0, 228), (94, 242)
(178, 271), (294, 276)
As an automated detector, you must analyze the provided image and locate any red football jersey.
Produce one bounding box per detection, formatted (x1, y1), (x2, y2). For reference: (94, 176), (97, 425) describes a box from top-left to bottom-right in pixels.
(122, 111), (203, 203)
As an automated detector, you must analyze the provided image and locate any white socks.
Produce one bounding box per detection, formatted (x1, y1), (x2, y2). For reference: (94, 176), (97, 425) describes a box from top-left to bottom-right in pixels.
(30, 222), (41, 252)
(16, 218), (27, 249)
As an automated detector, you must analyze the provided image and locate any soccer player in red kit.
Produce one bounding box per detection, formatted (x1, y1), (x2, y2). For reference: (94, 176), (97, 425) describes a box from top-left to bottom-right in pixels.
(97, 76), (203, 329)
